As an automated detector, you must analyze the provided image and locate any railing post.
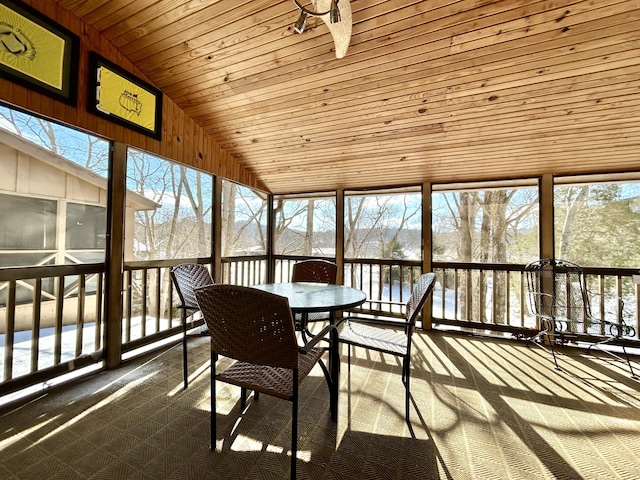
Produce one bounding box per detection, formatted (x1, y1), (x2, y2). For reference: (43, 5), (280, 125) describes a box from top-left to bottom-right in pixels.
(422, 182), (433, 329)
(213, 176), (223, 283)
(538, 174), (555, 338)
(105, 141), (126, 369)
(336, 189), (345, 285)
(3, 280), (16, 381)
(540, 174), (554, 259)
(267, 192), (275, 283)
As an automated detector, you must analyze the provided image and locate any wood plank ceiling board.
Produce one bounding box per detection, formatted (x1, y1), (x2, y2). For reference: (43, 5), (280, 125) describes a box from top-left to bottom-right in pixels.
(48, 0), (640, 194)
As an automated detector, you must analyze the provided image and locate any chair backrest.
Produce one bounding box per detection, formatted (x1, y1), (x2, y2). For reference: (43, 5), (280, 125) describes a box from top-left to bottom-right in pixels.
(405, 273), (437, 325)
(525, 258), (590, 324)
(195, 284), (299, 369)
(291, 259), (338, 284)
(170, 263), (214, 313)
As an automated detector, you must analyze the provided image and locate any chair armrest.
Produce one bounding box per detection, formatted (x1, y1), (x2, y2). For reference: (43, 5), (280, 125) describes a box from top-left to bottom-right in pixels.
(339, 315), (411, 329)
(177, 304), (199, 311)
(585, 290), (636, 336)
(300, 324), (337, 354)
(586, 289), (625, 318)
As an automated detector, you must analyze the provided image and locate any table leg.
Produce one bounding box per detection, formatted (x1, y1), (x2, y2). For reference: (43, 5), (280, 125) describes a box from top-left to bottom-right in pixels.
(329, 312), (339, 421)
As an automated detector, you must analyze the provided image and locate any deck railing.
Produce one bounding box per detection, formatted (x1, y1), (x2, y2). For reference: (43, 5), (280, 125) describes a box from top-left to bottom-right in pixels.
(431, 262), (531, 332)
(222, 255), (268, 285)
(0, 263), (105, 394)
(2, 257), (639, 397)
(432, 262), (640, 343)
(343, 258), (423, 317)
(121, 259), (214, 352)
(0, 259), (211, 396)
(125, 257), (639, 350)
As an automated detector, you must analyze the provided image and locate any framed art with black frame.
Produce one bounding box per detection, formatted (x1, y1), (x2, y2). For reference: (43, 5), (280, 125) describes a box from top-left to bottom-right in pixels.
(0, 0), (79, 105)
(88, 52), (163, 140)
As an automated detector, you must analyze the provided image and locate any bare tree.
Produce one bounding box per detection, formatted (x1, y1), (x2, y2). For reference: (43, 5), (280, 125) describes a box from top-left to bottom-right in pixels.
(345, 196), (392, 258)
(273, 198), (307, 254)
(274, 197), (336, 257)
(221, 181), (267, 256)
(441, 189), (536, 322)
(221, 181), (236, 257)
(303, 199), (314, 255)
(557, 185), (589, 260)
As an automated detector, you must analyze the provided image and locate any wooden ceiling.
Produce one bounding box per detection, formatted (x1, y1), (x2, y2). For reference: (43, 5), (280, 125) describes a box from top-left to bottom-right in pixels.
(51, 0), (640, 194)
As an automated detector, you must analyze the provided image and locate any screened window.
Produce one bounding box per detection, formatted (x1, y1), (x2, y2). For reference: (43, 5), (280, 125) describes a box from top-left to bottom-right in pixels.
(126, 149), (213, 260)
(220, 180), (267, 257)
(0, 105), (112, 379)
(274, 195), (336, 256)
(344, 190), (421, 260)
(432, 184), (539, 263)
(555, 180), (640, 268)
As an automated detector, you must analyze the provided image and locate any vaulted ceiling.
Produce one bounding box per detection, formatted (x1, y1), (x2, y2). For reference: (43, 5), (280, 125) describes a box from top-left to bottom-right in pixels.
(51, 0), (640, 194)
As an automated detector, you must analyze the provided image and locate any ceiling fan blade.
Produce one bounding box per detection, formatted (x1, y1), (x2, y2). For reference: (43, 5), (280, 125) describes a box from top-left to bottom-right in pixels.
(317, 0), (352, 58)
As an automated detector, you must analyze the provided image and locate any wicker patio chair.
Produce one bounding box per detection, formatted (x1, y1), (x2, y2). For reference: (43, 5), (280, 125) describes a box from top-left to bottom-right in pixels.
(194, 284), (336, 480)
(291, 259), (338, 335)
(525, 258), (637, 377)
(339, 272), (436, 425)
(170, 263), (214, 389)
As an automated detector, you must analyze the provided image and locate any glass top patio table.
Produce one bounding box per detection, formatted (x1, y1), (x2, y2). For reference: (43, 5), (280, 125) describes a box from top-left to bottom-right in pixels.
(251, 282), (367, 314)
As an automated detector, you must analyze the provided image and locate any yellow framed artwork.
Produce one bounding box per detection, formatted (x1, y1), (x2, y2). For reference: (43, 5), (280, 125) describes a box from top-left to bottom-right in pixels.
(89, 52), (163, 140)
(0, 0), (79, 105)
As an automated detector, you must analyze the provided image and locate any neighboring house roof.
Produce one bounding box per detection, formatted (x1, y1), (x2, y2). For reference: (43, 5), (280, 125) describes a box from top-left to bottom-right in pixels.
(0, 127), (159, 211)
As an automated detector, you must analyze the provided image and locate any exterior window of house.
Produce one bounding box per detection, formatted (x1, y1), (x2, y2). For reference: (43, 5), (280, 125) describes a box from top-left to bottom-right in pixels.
(66, 203), (107, 251)
(0, 193), (57, 272)
(0, 193), (57, 251)
(0, 194), (58, 307)
(273, 194), (336, 256)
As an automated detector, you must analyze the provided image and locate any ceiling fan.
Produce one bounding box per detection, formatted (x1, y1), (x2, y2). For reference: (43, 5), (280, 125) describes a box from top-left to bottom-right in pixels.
(292, 0), (352, 59)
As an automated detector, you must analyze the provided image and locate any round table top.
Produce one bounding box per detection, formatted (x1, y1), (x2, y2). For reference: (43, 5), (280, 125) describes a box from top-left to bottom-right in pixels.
(251, 282), (366, 313)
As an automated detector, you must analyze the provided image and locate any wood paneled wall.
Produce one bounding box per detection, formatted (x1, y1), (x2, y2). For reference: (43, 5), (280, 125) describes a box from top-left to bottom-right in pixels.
(0, 0), (266, 192)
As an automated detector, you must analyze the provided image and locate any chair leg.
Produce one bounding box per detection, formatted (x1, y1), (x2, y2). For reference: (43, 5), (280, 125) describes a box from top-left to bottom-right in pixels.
(547, 333), (562, 371)
(210, 351), (216, 450)
(182, 311), (188, 389)
(241, 388), (247, 409)
(404, 358), (410, 425)
(291, 371), (299, 480)
(300, 313), (309, 343)
(621, 345), (638, 379)
(589, 338), (639, 379)
(240, 389), (259, 409)
(531, 329), (562, 371)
